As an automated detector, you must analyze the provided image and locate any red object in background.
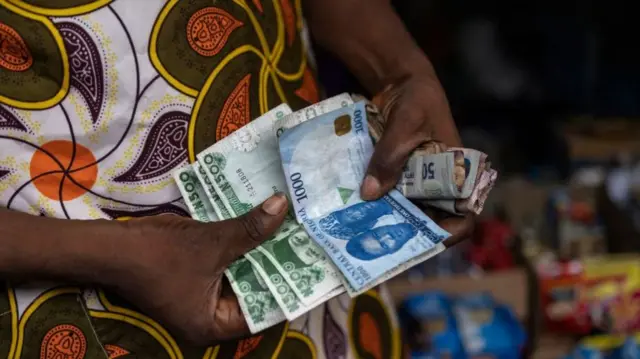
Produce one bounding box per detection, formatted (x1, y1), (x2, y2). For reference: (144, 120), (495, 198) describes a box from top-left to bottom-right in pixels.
(470, 218), (515, 271)
(538, 260), (592, 335)
(568, 201), (596, 223)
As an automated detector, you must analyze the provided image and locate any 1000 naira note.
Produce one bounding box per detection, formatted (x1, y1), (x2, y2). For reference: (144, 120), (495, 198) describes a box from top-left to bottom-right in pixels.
(279, 101), (450, 294)
(197, 104), (345, 308)
(273, 93), (353, 139)
(173, 165), (286, 333)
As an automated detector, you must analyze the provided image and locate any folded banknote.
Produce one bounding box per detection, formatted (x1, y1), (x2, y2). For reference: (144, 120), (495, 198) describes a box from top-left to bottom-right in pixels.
(279, 101), (449, 294)
(364, 96), (497, 215)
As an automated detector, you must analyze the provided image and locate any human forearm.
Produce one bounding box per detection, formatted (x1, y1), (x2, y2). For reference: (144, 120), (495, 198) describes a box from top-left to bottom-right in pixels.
(303, 0), (437, 93)
(0, 208), (131, 284)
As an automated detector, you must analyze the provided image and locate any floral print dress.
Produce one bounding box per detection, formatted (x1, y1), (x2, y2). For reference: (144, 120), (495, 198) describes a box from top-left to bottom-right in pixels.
(0, 0), (403, 358)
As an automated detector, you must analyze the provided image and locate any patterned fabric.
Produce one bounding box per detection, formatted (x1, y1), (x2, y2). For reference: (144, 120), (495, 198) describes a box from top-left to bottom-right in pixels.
(0, 0), (403, 358)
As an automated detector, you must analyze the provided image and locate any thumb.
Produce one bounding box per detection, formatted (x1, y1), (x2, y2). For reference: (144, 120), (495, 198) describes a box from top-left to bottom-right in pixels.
(361, 128), (422, 200)
(223, 193), (289, 262)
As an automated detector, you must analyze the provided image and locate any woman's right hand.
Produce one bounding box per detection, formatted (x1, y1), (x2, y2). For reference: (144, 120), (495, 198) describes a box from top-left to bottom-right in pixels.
(107, 194), (289, 346)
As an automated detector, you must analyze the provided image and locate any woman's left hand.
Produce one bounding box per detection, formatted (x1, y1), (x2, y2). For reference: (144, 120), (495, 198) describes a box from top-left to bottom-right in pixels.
(360, 74), (474, 247)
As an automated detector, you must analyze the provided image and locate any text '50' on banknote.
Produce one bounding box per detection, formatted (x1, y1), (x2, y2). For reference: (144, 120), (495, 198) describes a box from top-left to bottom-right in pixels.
(279, 101), (374, 222)
(399, 148), (486, 200)
(278, 101), (450, 291)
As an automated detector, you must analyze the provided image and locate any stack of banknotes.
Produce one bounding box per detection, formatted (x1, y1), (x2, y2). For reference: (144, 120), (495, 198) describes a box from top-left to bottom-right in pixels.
(173, 93), (497, 333)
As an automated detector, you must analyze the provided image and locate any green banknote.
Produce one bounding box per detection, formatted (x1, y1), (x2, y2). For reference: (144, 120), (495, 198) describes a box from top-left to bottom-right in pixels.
(226, 258), (286, 333)
(173, 164), (285, 333)
(257, 224), (344, 306)
(192, 161), (231, 220)
(173, 165), (218, 222)
(244, 248), (307, 321)
(197, 104), (345, 307)
(197, 104), (293, 217)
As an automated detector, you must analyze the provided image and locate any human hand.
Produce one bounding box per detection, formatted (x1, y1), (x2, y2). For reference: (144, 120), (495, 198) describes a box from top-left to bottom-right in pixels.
(360, 75), (474, 246)
(111, 194), (288, 346)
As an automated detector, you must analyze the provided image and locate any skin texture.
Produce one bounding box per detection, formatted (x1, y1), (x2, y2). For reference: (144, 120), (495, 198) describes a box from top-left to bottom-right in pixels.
(0, 194), (289, 346)
(368, 80), (475, 248)
(304, 0), (474, 247)
(0, 0), (472, 346)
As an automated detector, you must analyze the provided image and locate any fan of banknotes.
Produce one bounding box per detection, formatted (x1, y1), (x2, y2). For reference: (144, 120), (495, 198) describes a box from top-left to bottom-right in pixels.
(173, 93), (497, 333)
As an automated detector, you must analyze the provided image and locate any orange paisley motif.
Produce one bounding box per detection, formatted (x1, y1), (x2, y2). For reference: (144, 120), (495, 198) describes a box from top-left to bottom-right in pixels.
(359, 312), (383, 359)
(40, 324), (87, 359)
(233, 335), (263, 359)
(279, 0), (296, 47)
(295, 68), (319, 104)
(252, 0), (264, 13)
(216, 73), (251, 140)
(104, 344), (130, 359)
(0, 22), (33, 72)
(187, 7), (244, 57)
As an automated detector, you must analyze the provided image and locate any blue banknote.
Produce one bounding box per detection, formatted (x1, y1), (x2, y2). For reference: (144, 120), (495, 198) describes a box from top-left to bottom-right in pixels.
(279, 101), (450, 292)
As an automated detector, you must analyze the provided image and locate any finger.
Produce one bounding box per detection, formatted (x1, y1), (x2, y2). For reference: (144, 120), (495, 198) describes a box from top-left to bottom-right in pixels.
(221, 193), (288, 263)
(211, 278), (251, 341)
(414, 203), (474, 247)
(441, 214), (475, 248)
(361, 122), (425, 201)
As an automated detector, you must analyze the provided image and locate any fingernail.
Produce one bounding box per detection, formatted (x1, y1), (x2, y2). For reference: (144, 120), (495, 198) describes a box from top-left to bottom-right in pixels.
(362, 175), (381, 199)
(262, 193), (287, 215)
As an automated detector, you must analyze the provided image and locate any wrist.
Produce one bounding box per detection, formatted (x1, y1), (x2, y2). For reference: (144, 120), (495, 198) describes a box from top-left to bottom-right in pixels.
(305, 0), (439, 94)
(53, 218), (135, 286)
(378, 49), (439, 91)
(0, 209), (133, 285)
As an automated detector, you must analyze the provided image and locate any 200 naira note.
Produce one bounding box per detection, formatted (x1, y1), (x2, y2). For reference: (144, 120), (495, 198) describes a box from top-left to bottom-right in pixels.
(173, 165), (286, 333)
(197, 104), (345, 307)
(279, 101), (450, 295)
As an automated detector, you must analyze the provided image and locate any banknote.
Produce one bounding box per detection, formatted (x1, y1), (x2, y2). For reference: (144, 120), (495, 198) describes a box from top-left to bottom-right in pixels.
(341, 241), (446, 297)
(279, 101), (450, 292)
(226, 258), (287, 333)
(427, 168), (498, 215)
(192, 162), (231, 220)
(273, 93), (353, 139)
(244, 248), (307, 321)
(398, 148), (486, 200)
(363, 96), (496, 213)
(173, 165), (218, 222)
(257, 222), (345, 306)
(197, 104), (344, 308)
(198, 104), (292, 217)
(174, 165), (285, 333)
(280, 102), (374, 222)
(245, 243), (343, 320)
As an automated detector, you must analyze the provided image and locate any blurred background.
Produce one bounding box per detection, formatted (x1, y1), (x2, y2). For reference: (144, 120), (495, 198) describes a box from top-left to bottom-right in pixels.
(316, 1), (640, 358)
